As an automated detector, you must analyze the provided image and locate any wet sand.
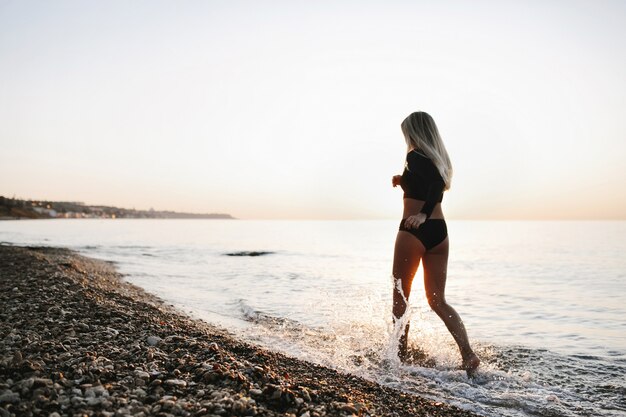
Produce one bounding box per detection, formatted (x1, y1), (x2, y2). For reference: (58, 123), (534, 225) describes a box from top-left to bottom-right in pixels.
(0, 245), (478, 417)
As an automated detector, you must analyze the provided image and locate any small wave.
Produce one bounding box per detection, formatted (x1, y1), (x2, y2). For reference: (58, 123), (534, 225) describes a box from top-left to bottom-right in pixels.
(224, 251), (275, 257)
(78, 245), (101, 250)
(238, 300), (303, 329)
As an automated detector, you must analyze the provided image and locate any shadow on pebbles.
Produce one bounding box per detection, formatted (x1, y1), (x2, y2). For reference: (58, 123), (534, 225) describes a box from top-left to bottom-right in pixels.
(0, 245), (477, 417)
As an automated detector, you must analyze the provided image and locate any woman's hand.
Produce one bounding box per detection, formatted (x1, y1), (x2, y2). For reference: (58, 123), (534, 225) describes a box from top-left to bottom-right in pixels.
(392, 175), (403, 187)
(403, 213), (427, 229)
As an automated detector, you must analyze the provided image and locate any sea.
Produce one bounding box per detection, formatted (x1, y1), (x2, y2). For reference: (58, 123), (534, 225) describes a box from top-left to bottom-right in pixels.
(1, 219), (625, 417)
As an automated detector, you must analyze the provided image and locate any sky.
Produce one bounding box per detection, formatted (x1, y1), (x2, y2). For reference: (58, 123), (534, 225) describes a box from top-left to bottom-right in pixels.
(1, 0), (625, 220)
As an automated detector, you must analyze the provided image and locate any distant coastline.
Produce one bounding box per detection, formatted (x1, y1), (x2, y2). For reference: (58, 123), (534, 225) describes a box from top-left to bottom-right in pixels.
(0, 196), (234, 220)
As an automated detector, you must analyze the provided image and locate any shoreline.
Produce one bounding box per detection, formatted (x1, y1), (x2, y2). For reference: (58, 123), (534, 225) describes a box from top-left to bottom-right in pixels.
(0, 244), (478, 417)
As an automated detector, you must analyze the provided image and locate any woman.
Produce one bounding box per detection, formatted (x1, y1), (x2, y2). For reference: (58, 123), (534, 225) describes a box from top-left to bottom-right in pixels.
(391, 111), (480, 377)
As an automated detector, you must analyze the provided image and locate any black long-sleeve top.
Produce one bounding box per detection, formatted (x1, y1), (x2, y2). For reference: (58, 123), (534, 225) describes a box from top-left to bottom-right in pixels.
(400, 150), (445, 219)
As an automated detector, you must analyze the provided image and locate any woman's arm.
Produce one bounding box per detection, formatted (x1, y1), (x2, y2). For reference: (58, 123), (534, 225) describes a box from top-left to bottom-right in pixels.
(404, 181), (443, 229)
(404, 151), (445, 226)
(419, 179), (445, 219)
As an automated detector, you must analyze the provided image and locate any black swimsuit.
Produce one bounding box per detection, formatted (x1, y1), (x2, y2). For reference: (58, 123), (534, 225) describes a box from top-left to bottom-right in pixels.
(399, 150), (448, 250)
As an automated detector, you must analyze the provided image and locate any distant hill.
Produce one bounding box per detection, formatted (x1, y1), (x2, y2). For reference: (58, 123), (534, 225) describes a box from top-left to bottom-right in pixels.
(0, 196), (235, 220)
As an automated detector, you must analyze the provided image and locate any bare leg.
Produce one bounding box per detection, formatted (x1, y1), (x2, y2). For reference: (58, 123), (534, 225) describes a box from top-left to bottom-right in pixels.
(422, 237), (480, 375)
(391, 231), (425, 360)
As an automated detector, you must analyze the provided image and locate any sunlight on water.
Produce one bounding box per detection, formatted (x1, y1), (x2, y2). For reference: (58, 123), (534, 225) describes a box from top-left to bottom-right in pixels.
(1, 219), (625, 417)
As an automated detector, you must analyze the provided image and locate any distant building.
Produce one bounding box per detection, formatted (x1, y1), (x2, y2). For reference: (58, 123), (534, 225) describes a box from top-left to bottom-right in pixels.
(33, 207), (57, 217)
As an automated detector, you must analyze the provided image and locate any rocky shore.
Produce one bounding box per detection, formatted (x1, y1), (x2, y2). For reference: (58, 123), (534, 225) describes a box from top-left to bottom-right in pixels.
(0, 245), (478, 417)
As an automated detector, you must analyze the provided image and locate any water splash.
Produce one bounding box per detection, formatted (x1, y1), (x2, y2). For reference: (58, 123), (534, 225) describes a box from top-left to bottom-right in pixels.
(235, 286), (626, 417)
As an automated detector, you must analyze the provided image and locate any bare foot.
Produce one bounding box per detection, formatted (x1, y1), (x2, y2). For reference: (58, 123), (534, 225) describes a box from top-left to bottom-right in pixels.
(462, 353), (480, 378)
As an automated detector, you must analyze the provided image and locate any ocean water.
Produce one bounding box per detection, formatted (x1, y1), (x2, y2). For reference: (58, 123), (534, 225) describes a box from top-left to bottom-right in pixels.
(1, 219), (625, 417)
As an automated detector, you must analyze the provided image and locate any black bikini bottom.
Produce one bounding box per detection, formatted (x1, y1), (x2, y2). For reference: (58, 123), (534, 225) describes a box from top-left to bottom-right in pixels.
(399, 218), (448, 251)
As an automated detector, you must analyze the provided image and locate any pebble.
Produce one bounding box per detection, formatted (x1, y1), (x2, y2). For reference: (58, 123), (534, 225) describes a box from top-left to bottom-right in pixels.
(134, 370), (151, 379)
(146, 335), (162, 346)
(339, 402), (358, 413)
(0, 391), (20, 404)
(164, 379), (187, 387)
(85, 396), (102, 406)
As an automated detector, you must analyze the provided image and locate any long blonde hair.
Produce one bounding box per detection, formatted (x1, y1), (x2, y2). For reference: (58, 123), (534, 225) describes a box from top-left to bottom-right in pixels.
(401, 111), (453, 190)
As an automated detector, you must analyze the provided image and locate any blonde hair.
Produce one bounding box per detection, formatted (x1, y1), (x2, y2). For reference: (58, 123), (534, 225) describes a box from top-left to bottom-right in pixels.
(401, 111), (453, 190)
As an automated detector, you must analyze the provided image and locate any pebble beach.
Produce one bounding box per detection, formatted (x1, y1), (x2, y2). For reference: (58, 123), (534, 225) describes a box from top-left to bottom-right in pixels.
(0, 245), (478, 417)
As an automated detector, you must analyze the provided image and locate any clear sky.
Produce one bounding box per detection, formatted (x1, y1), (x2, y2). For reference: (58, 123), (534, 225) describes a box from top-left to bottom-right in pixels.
(1, 0), (625, 220)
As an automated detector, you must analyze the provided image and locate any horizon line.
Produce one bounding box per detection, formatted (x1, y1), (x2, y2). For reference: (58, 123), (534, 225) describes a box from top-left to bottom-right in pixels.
(2, 195), (624, 222)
